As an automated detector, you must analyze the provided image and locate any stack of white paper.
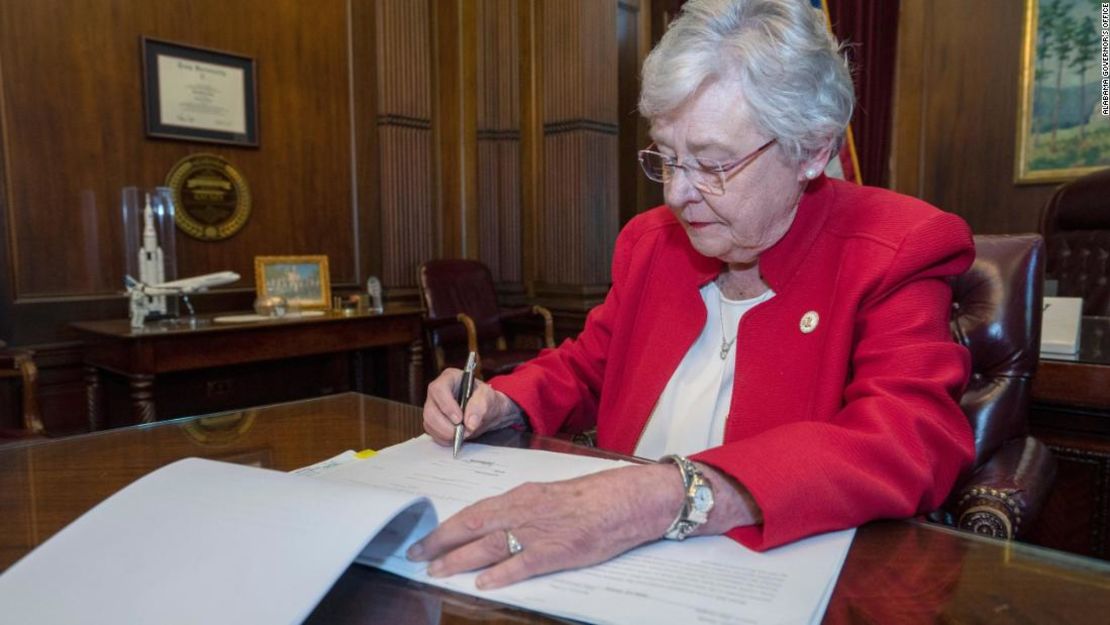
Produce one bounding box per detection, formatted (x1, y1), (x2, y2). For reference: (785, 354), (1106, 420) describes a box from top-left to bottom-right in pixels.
(0, 437), (855, 625)
(0, 458), (435, 625)
(1041, 296), (1083, 356)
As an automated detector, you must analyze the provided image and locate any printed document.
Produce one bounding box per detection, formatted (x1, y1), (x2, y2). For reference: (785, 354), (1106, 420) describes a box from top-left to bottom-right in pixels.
(0, 436), (853, 625)
(327, 437), (854, 625)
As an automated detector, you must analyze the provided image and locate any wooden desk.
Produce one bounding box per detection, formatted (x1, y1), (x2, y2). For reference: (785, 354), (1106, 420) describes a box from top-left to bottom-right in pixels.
(1, 393), (1107, 623)
(1030, 316), (1110, 559)
(72, 307), (423, 428)
(1034, 316), (1110, 409)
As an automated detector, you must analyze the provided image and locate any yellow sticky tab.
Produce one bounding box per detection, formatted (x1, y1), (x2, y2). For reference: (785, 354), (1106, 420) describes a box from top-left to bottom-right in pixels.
(355, 449), (377, 459)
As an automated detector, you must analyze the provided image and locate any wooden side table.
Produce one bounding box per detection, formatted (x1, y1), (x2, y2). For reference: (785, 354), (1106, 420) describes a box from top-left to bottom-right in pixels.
(1030, 316), (1110, 558)
(72, 307), (423, 428)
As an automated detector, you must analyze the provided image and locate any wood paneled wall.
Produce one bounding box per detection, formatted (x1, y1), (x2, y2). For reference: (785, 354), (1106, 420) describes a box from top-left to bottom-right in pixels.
(537, 0), (621, 310)
(476, 0), (523, 290)
(891, 0), (1058, 234)
(372, 0), (639, 313)
(618, 0), (661, 228)
(0, 0), (357, 345)
(0, 0), (648, 430)
(371, 0), (437, 292)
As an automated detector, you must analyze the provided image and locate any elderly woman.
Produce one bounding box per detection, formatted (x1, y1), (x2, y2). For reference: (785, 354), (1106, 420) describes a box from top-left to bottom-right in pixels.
(409, 0), (974, 590)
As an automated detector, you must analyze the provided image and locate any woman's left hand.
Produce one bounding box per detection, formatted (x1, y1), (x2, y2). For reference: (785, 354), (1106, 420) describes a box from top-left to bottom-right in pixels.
(406, 463), (684, 589)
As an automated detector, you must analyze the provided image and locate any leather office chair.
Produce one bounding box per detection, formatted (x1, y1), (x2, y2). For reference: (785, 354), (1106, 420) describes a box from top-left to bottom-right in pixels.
(417, 260), (555, 379)
(936, 234), (1056, 539)
(0, 342), (45, 438)
(1040, 167), (1110, 315)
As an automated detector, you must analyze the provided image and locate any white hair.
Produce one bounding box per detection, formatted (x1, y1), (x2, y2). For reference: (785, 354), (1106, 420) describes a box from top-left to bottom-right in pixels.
(639, 0), (854, 165)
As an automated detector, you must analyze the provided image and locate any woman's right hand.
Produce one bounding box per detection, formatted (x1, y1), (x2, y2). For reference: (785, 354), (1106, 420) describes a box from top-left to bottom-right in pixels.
(422, 368), (523, 445)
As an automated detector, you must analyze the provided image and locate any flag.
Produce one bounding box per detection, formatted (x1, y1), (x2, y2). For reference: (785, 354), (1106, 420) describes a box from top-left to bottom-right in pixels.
(810, 0), (862, 184)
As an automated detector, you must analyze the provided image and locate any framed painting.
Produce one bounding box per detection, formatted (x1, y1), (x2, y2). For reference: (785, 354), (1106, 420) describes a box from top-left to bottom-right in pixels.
(253, 255), (331, 310)
(1015, 0), (1110, 183)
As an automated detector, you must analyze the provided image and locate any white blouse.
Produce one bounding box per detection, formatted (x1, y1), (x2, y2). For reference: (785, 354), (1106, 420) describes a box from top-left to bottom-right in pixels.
(633, 281), (775, 460)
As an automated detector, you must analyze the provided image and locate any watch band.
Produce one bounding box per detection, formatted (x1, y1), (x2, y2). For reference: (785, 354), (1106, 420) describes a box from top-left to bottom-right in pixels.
(661, 455), (714, 541)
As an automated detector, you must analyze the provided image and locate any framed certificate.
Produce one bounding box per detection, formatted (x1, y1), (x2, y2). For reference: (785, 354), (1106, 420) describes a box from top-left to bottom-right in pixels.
(142, 38), (259, 147)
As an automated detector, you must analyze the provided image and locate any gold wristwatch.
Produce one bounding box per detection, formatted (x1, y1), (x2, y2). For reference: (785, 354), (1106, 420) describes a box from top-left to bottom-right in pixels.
(661, 455), (714, 540)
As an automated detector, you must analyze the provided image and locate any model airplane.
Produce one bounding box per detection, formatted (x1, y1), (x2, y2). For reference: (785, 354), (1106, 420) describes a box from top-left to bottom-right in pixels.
(126, 271), (240, 329)
(127, 271), (240, 295)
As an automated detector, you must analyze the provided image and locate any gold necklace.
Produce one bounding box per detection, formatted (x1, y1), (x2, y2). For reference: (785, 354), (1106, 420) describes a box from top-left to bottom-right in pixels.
(717, 279), (773, 359)
(718, 289), (736, 360)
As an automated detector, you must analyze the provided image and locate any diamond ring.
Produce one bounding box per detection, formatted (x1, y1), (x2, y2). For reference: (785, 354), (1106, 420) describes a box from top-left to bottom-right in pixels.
(505, 530), (524, 556)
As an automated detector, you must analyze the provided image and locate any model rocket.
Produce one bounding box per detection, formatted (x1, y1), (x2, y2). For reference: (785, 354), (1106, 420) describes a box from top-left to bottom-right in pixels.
(139, 193), (166, 315)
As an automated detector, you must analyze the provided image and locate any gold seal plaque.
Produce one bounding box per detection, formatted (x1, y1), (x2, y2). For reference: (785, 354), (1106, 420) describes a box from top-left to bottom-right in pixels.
(165, 153), (251, 240)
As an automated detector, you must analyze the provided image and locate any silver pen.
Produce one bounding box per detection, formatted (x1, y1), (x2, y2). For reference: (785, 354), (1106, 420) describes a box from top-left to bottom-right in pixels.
(453, 352), (478, 458)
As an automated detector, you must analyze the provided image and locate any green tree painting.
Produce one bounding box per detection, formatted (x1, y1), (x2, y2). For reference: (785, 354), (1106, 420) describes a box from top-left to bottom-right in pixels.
(1017, 0), (1110, 183)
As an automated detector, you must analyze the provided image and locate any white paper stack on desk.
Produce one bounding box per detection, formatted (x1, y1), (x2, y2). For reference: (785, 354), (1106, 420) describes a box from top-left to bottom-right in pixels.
(1040, 296), (1083, 357)
(0, 436), (855, 625)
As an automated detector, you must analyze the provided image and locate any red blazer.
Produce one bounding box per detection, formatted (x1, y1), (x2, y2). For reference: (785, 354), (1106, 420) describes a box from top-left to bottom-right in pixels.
(490, 175), (976, 550)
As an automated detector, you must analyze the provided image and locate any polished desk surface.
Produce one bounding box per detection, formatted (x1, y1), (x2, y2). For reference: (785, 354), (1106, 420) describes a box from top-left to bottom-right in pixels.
(1035, 316), (1110, 409)
(70, 305), (423, 376)
(1040, 316), (1110, 366)
(1, 394), (1107, 624)
(71, 305), (423, 339)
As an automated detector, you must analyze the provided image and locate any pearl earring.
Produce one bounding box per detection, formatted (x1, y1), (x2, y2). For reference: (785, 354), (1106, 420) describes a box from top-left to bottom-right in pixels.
(805, 168), (818, 179)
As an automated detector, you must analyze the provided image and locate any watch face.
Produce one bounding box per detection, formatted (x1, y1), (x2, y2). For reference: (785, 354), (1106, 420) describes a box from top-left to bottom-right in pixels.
(693, 486), (713, 512)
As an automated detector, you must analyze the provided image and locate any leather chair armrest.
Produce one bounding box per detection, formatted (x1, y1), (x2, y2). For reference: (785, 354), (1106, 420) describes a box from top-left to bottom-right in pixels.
(0, 348), (22, 368)
(422, 315), (465, 330)
(499, 306), (555, 348)
(0, 427), (43, 441)
(952, 436), (1057, 539)
(497, 306), (534, 322)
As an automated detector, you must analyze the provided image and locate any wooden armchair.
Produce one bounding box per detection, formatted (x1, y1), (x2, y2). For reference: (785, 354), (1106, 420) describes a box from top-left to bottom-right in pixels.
(0, 342), (45, 438)
(417, 260), (555, 379)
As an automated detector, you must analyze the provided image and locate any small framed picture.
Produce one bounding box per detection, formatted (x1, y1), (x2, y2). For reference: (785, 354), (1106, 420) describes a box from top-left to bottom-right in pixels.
(142, 37), (259, 146)
(253, 255), (331, 310)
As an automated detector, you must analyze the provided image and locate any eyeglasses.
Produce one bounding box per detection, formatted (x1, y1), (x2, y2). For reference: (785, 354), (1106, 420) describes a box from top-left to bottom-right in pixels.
(637, 139), (777, 196)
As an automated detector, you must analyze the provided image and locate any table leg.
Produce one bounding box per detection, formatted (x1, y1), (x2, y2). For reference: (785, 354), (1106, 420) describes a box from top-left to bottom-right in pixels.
(352, 350), (366, 394)
(128, 374), (156, 424)
(85, 366), (102, 432)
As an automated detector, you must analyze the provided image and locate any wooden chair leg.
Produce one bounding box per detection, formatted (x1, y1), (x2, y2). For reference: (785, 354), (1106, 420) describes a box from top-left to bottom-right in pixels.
(533, 305), (555, 348)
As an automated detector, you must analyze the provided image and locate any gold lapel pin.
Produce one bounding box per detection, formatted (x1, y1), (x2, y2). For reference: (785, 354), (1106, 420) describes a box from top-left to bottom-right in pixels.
(800, 311), (819, 334)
